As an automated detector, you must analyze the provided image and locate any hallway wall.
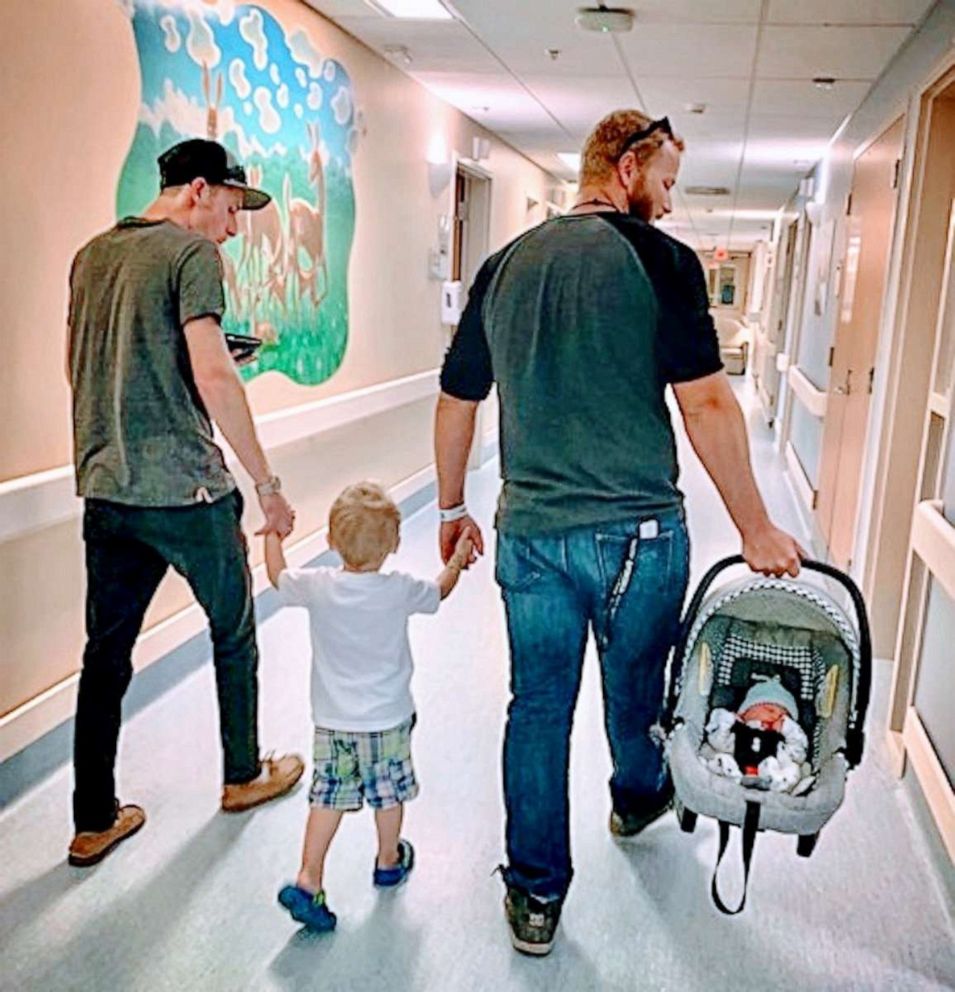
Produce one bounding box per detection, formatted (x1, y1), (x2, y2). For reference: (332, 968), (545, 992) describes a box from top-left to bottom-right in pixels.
(0, 0), (556, 749)
(784, 1), (955, 517)
(773, 0), (955, 869)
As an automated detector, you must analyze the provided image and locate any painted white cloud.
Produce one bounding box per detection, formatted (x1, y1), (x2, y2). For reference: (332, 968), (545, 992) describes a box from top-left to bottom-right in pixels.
(185, 10), (221, 68)
(276, 83), (289, 109)
(239, 9), (268, 71)
(323, 61), (336, 83)
(243, 101), (252, 116)
(254, 86), (281, 134)
(295, 67), (307, 88)
(306, 82), (323, 111)
(331, 86), (352, 126)
(212, 0), (236, 25)
(270, 64), (280, 85)
(141, 79), (276, 160)
(160, 15), (181, 52)
(229, 59), (251, 99)
(288, 29), (324, 78)
(141, 79), (207, 139)
(294, 104), (304, 119)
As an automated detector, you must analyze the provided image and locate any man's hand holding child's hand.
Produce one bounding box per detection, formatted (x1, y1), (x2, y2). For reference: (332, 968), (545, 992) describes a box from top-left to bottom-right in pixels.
(451, 527), (475, 571)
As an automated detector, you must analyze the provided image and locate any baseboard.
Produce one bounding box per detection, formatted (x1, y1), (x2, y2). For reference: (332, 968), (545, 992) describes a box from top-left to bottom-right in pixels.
(0, 466), (438, 808)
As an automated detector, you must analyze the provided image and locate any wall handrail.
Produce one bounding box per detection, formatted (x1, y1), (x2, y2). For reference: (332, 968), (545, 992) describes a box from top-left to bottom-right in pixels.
(0, 369), (440, 545)
(787, 364), (828, 418)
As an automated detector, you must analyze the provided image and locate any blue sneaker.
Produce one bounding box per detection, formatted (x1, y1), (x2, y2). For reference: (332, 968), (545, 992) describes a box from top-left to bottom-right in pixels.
(373, 839), (415, 887)
(277, 884), (337, 932)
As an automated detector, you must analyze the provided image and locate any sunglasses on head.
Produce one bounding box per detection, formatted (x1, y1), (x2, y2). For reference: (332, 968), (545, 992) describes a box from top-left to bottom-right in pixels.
(617, 116), (673, 159)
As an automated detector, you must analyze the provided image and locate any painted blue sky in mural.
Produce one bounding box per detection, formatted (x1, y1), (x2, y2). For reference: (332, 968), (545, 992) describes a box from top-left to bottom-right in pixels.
(131, 0), (358, 170)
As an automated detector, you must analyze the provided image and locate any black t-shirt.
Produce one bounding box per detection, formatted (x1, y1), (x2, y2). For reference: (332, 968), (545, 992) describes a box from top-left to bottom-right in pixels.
(440, 213), (722, 534)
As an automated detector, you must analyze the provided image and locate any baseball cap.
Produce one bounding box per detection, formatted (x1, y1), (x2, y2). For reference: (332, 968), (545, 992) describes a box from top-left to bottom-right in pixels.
(158, 138), (270, 211)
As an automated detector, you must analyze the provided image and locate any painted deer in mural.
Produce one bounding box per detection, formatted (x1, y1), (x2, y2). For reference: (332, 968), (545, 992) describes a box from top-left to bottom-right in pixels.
(284, 121), (329, 309)
(219, 247), (243, 319)
(239, 166), (285, 283)
(202, 62), (223, 140)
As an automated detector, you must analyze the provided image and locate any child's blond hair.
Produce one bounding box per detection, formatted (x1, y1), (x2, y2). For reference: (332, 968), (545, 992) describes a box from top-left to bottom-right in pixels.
(328, 481), (400, 569)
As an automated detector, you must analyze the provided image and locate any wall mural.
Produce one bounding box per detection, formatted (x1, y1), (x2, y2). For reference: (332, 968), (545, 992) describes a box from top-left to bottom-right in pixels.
(117, 0), (363, 384)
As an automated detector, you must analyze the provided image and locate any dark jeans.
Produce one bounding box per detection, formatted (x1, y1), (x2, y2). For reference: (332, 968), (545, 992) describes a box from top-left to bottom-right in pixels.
(73, 490), (260, 831)
(495, 508), (689, 901)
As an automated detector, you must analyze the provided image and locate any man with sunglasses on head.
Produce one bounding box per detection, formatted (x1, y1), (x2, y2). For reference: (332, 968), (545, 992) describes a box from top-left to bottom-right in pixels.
(66, 139), (305, 868)
(434, 109), (804, 955)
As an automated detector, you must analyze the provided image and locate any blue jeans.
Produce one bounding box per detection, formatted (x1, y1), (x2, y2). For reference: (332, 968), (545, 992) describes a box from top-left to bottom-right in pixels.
(495, 508), (689, 901)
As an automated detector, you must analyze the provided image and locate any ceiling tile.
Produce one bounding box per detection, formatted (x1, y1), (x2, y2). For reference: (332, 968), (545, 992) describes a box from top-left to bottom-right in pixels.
(620, 0), (762, 23)
(517, 75), (639, 133)
(766, 0), (932, 25)
(614, 24), (759, 78)
(637, 77), (753, 117)
(751, 78), (871, 118)
(332, 17), (500, 72)
(756, 25), (911, 79)
(301, 0), (377, 17)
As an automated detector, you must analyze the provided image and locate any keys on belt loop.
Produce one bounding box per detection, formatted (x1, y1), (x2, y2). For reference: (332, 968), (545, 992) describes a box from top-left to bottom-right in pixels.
(606, 536), (640, 644)
(605, 518), (659, 645)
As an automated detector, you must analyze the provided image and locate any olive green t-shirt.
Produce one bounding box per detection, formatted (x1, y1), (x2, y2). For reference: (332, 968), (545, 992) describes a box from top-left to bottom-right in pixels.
(68, 218), (236, 506)
(439, 213), (723, 535)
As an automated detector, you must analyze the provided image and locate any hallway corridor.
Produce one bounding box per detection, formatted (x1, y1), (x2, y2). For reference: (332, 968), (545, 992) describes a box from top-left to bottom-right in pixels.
(0, 380), (952, 991)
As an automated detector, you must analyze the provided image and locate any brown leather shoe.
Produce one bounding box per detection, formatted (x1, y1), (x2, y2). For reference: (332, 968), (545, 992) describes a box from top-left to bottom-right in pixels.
(68, 804), (146, 867)
(221, 753), (304, 813)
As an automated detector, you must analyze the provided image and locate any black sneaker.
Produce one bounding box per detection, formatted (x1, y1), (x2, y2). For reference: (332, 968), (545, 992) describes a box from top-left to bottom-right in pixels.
(609, 787), (674, 838)
(504, 886), (562, 956)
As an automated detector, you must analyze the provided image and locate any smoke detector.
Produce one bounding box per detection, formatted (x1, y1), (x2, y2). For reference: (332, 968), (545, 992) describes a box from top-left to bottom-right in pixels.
(575, 6), (635, 33)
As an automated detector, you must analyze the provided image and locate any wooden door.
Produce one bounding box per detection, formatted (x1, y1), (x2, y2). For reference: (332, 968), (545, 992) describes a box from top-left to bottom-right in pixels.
(816, 117), (904, 568)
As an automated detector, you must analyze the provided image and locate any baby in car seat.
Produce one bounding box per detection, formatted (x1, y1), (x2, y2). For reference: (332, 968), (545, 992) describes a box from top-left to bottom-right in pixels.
(702, 676), (813, 794)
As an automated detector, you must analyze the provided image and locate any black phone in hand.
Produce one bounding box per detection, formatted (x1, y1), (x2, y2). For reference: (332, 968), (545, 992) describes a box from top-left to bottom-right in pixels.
(224, 333), (262, 362)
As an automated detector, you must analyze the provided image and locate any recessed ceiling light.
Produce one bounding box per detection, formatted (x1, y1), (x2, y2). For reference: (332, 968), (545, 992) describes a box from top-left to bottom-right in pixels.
(557, 152), (581, 170)
(684, 102), (706, 114)
(368, 0), (452, 20)
(813, 76), (836, 90)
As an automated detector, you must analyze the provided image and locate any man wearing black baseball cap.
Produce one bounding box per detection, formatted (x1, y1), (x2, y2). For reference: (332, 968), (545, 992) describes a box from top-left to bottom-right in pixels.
(158, 137), (271, 212)
(65, 138), (303, 868)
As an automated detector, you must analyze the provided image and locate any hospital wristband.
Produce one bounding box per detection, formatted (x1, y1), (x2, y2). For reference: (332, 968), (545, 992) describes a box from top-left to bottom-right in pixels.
(439, 503), (468, 523)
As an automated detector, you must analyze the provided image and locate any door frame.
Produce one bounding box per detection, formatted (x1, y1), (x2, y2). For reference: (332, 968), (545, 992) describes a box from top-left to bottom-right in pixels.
(814, 116), (905, 570)
(448, 155), (494, 469)
(858, 58), (955, 659)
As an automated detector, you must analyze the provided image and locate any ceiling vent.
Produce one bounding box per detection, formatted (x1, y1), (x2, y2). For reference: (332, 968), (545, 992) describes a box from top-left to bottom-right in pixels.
(575, 6), (635, 33)
(685, 185), (730, 196)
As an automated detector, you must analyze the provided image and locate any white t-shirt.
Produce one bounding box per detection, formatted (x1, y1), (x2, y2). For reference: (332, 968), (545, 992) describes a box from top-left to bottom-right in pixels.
(278, 566), (441, 731)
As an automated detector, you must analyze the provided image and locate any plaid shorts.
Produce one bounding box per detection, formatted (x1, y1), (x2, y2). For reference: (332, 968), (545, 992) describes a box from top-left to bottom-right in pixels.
(309, 717), (419, 811)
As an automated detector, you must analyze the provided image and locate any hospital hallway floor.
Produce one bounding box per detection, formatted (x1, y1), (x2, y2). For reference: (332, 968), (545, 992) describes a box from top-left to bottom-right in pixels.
(1, 377), (953, 992)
